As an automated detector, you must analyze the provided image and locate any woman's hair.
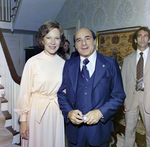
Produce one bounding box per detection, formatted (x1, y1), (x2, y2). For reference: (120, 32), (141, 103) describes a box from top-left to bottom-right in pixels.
(36, 20), (65, 48)
(63, 39), (70, 54)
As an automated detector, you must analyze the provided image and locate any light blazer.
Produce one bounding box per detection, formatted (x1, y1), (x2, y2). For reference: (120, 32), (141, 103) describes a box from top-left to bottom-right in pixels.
(58, 51), (125, 146)
(122, 49), (150, 113)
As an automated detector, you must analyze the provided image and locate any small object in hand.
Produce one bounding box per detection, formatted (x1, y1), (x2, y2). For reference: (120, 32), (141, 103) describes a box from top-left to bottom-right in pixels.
(83, 116), (87, 120)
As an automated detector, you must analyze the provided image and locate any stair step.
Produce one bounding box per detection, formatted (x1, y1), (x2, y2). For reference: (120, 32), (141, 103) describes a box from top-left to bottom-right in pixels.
(6, 126), (19, 136)
(1, 102), (8, 111)
(1, 97), (8, 103)
(2, 111), (12, 120)
(5, 145), (20, 147)
(12, 6), (18, 10)
(0, 111), (5, 127)
(14, 142), (21, 146)
(2, 111), (12, 127)
(0, 127), (13, 147)
(0, 84), (4, 89)
(5, 119), (12, 128)
(6, 126), (20, 145)
(0, 84), (5, 97)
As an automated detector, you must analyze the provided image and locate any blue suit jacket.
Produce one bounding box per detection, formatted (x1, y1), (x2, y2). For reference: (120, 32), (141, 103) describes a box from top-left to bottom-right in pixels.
(58, 51), (125, 146)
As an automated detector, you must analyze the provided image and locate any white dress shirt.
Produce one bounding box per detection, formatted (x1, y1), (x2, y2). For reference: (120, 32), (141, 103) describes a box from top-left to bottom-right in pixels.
(136, 47), (149, 68)
(80, 50), (97, 77)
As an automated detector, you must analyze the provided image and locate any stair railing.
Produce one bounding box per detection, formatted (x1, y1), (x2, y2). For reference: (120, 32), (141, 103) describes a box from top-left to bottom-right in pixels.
(0, 29), (21, 84)
(0, 27), (20, 134)
(11, 0), (21, 21)
(0, 0), (21, 31)
(0, 0), (11, 22)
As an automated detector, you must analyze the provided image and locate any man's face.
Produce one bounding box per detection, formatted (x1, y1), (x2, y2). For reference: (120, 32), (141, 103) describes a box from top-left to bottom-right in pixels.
(134, 30), (150, 51)
(75, 28), (96, 58)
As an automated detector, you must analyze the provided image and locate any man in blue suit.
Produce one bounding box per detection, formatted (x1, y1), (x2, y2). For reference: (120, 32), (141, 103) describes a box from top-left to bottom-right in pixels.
(58, 28), (126, 147)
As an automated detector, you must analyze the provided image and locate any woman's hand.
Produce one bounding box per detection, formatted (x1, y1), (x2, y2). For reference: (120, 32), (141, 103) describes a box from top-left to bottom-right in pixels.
(20, 121), (29, 140)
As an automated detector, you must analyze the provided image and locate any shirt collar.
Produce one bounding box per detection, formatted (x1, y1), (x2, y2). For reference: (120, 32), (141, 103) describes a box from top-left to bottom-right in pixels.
(137, 47), (149, 58)
(80, 50), (97, 66)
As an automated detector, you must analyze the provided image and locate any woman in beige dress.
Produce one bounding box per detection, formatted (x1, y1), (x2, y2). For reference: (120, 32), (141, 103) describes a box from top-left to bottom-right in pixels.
(14, 21), (65, 147)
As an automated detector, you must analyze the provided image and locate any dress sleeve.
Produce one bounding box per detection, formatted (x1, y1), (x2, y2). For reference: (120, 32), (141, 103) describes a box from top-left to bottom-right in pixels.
(14, 59), (33, 122)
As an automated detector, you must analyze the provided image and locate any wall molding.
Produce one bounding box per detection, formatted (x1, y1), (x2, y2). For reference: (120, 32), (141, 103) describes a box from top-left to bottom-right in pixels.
(62, 20), (80, 31)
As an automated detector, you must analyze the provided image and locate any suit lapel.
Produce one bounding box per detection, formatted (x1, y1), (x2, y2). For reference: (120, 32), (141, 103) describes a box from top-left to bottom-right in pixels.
(129, 51), (137, 80)
(69, 57), (80, 93)
(144, 49), (150, 75)
(93, 52), (108, 90)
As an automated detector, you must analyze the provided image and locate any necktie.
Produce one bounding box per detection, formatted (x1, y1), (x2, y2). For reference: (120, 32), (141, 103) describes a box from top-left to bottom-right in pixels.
(82, 59), (89, 81)
(136, 52), (144, 91)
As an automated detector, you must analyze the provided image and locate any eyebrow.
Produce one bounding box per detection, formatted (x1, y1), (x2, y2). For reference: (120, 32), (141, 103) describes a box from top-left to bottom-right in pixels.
(76, 38), (81, 41)
(75, 35), (91, 41)
(85, 35), (91, 38)
(138, 34), (148, 36)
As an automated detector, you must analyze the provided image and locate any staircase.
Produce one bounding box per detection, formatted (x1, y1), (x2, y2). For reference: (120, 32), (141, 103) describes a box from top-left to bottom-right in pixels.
(0, 1), (21, 145)
(0, 76), (20, 147)
(0, 0), (21, 31)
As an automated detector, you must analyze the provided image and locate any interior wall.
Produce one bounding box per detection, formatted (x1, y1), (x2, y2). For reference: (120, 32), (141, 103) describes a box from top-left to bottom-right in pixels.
(2, 32), (34, 76)
(55, 0), (150, 34)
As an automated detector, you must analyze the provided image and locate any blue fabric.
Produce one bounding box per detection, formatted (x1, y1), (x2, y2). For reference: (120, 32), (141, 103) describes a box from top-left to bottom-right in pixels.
(58, 51), (126, 146)
(76, 70), (94, 114)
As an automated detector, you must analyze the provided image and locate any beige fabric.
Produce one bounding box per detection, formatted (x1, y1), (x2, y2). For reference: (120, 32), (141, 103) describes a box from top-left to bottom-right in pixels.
(122, 49), (150, 146)
(122, 50), (150, 113)
(14, 51), (65, 147)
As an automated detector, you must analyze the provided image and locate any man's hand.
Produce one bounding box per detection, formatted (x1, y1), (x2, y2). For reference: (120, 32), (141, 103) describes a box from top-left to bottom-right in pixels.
(68, 110), (84, 125)
(83, 109), (103, 125)
(20, 121), (29, 140)
(123, 103), (126, 114)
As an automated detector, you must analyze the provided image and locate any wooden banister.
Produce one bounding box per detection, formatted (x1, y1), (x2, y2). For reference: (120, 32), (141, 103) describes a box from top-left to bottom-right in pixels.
(0, 28), (21, 84)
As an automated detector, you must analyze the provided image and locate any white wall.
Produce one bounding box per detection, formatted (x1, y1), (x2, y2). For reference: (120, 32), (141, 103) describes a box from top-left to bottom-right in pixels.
(2, 32), (34, 76)
(56, 0), (150, 34)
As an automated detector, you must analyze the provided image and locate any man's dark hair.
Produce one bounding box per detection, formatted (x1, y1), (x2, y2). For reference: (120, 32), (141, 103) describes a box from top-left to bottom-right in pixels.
(90, 30), (96, 40)
(133, 27), (150, 50)
(134, 27), (150, 39)
(73, 29), (96, 44)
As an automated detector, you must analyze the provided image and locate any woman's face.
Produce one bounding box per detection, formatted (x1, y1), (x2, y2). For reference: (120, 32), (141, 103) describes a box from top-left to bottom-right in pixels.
(42, 28), (61, 56)
(63, 41), (69, 53)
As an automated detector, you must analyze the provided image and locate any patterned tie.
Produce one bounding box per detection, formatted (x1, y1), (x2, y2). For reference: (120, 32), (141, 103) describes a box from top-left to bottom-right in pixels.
(82, 59), (89, 81)
(136, 52), (144, 91)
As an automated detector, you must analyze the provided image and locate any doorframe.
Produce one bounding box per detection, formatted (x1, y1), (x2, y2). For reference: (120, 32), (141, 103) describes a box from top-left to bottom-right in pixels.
(62, 20), (80, 38)
(61, 20), (80, 53)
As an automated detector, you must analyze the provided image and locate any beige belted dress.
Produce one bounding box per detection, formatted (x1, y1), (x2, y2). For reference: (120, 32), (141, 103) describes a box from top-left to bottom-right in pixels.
(14, 51), (65, 147)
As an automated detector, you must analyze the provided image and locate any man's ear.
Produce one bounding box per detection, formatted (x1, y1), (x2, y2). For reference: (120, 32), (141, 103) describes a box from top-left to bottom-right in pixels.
(94, 40), (96, 45)
(148, 39), (150, 43)
(134, 39), (137, 43)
